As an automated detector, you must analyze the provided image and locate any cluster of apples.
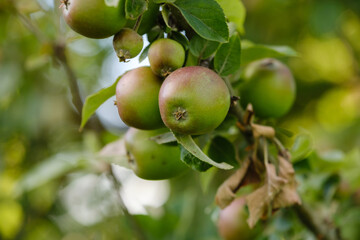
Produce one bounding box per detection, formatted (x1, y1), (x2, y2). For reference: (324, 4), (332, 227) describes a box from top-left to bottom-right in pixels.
(61, 0), (296, 183)
(115, 37), (231, 180)
(116, 39), (230, 134)
(61, 0), (231, 180)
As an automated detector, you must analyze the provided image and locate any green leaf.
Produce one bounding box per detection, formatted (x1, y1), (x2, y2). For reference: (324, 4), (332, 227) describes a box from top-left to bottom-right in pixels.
(139, 44), (150, 63)
(275, 127), (294, 138)
(153, 0), (175, 3)
(207, 136), (238, 167)
(189, 35), (220, 59)
(322, 174), (340, 202)
(172, 0), (229, 42)
(309, 150), (345, 173)
(215, 114), (237, 132)
(214, 33), (241, 76)
(216, 0), (246, 34)
(293, 159), (312, 174)
(161, 5), (173, 30)
(341, 148), (360, 190)
(80, 76), (121, 130)
(290, 133), (313, 162)
(170, 31), (189, 50)
(180, 146), (212, 172)
(185, 51), (198, 67)
(16, 152), (88, 195)
(133, 214), (178, 240)
(149, 132), (177, 144)
(241, 41), (298, 65)
(173, 133), (233, 170)
(147, 26), (164, 42)
(125, 0), (148, 20)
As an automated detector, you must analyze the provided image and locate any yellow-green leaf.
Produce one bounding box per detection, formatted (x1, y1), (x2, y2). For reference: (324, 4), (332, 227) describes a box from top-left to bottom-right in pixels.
(216, 0), (246, 34)
(80, 76), (121, 130)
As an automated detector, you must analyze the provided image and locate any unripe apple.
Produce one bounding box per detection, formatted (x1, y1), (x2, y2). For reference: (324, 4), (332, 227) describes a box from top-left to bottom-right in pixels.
(125, 128), (188, 180)
(148, 38), (185, 77)
(240, 58), (296, 118)
(218, 197), (255, 240)
(116, 67), (163, 130)
(159, 66), (230, 135)
(113, 28), (143, 62)
(61, 0), (126, 39)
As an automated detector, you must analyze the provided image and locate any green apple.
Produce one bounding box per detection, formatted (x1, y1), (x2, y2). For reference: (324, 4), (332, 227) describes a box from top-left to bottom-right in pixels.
(125, 128), (188, 180)
(61, 0), (126, 38)
(116, 67), (163, 130)
(240, 58), (296, 118)
(148, 38), (185, 77)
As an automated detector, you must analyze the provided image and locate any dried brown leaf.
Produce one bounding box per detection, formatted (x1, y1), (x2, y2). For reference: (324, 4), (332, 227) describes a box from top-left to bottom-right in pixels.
(278, 155), (295, 178)
(273, 156), (301, 208)
(243, 104), (254, 125)
(251, 123), (276, 138)
(245, 162), (287, 228)
(251, 155), (265, 176)
(240, 161), (262, 187)
(216, 158), (250, 209)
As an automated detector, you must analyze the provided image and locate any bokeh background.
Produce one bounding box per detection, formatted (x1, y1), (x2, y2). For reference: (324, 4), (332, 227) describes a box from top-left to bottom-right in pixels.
(0, 0), (360, 239)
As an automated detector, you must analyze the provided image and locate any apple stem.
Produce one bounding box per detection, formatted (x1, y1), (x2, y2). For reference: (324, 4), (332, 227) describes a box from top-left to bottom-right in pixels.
(133, 14), (143, 32)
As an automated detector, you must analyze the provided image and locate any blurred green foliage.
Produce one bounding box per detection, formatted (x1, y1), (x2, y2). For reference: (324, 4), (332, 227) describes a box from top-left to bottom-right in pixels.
(0, 0), (360, 239)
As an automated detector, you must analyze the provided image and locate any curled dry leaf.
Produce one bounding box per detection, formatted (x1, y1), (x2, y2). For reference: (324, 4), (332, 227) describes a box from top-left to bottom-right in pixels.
(215, 158), (250, 209)
(279, 148), (292, 161)
(245, 154), (301, 228)
(241, 160), (262, 187)
(251, 123), (275, 139)
(245, 162), (287, 228)
(273, 155), (301, 209)
(244, 103), (254, 125)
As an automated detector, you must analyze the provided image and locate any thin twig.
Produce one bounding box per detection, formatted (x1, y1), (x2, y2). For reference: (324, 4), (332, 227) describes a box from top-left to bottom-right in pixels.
(13, 6), (83, 115)
(16, 12), (47, 43)
(52, 43), (105, 132)
(224, 77), (246, 127)
(109, 165), (147, 240)
(53, 42), (83, 115)
(13, 5), (104, 132)
(263, 138), (269, 166)
(272, 137), (287, 155)
(133, 14), (143, 32)
(293, 204), (340, 240)
(53, 43), (104, 132)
